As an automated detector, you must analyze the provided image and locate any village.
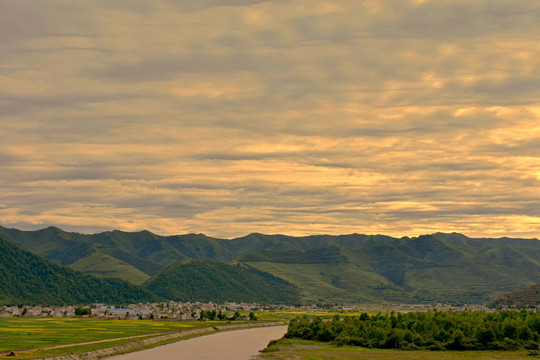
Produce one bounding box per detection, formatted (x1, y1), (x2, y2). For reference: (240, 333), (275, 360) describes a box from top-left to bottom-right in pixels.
(0, 301), (301, 320)
(0, 301), (499, 321)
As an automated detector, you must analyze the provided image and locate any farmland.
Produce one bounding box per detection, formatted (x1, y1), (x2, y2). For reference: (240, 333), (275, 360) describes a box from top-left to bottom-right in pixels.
(0, 309), (359, 358)
(0, 317), (248, 359)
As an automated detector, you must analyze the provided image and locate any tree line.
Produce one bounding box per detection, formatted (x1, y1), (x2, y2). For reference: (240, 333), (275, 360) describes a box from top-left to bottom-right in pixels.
(286, 310), (540, 351)
(197, 310), (257, 321)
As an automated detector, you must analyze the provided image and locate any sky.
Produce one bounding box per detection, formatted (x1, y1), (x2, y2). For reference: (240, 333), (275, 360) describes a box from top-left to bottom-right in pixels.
(1, 0), (539, 239)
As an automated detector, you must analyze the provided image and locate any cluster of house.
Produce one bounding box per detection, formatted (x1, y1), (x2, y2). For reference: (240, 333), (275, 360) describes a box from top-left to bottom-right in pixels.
(0, 301), (507, 320)
(0, 301), (292, 320)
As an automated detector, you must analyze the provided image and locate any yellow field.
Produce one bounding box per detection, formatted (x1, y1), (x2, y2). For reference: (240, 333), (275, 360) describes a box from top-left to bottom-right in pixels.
(0, 317), (240, 359)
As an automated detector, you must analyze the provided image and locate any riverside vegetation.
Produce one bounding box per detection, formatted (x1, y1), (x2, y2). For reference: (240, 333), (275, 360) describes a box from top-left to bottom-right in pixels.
(260, 338), (535, 360)
(257, 311), (540, 360)
(285, 311), (540, 351)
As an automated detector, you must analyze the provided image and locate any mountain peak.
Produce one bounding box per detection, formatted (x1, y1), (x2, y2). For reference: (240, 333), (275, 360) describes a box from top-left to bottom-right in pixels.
(38, 226), (64, 234)
(431, 232), (469, 241)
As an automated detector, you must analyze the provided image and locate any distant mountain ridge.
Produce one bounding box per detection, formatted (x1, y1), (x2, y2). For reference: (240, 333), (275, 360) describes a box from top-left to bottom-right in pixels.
(1, 225), (539, 305)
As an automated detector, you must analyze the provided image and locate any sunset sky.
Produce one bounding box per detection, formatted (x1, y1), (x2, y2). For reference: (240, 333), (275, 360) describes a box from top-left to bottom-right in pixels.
(1, 0), (539, 239)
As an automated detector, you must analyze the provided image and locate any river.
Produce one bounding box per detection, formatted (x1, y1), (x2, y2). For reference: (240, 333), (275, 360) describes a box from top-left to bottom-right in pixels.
(106, 325), (288, 360)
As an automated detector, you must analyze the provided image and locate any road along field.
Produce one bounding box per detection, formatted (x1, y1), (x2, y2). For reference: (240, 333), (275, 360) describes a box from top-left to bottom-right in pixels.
(0, 317), (284, 359)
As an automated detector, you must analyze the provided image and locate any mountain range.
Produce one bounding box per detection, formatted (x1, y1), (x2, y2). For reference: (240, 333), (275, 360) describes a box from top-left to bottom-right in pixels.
(1, 225), (539, 305)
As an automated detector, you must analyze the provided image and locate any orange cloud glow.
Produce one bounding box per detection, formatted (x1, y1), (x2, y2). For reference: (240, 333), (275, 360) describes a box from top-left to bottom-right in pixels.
(1, 0), (539, 239)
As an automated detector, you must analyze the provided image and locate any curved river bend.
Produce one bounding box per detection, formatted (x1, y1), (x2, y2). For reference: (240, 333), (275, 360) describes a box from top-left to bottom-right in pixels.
(107, 325), (287, 360)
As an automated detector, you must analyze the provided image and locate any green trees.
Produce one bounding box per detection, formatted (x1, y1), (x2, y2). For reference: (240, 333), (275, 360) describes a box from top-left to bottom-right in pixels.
(518, 325), (533, 341)
(286, 311), (540, 351)
(74, 306), (91, 316)
(199, 309), (218, 320)
(0, 237), (157, 306)
(143, 259), (299, 303)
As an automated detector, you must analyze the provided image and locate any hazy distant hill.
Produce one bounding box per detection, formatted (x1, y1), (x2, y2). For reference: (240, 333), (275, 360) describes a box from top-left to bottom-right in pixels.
(492, 283), (540, 308)
(0, 237), (158, 305)
(1, 226), (540, 304)
(143, 259), (300, 303)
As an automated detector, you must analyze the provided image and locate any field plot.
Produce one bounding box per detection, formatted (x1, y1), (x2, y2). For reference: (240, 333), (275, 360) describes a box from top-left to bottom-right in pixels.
(0, 317), (236, 359)
(261, 338), (534, 360)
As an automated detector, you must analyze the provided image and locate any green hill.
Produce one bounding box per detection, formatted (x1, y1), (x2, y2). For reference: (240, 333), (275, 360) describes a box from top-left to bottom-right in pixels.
(68, 249), (150, 285)
(0, 237), (158, 306)
(0, 226), (235, 282)
(243, 235), (540, 304)
(143, 259), (300, 303)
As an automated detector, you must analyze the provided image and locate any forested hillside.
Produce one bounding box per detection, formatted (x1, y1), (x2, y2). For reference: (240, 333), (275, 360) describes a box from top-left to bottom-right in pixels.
(143, 259), (300, 303)
(0, 237), (158, 305)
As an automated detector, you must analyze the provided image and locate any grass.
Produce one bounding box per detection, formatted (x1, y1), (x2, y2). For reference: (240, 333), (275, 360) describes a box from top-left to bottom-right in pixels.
(245, 261), (387, 304)
(3, 336), (157, 359)
(68, 251), (150, 285)
(256, 311), (333, 322)
(245, 243), (540, 305)
(0, 317), (249, 359)
(260, 338), (536, 360)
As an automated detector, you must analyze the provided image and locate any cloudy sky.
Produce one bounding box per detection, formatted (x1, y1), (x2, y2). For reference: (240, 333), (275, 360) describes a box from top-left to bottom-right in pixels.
(1, 0), (539, 239)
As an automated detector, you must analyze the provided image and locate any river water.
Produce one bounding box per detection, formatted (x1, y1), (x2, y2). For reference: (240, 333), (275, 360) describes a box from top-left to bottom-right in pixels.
(107, 325), (288, 360)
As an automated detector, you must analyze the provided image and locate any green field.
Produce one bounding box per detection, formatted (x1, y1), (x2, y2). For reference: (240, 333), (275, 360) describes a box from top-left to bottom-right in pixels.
(260, 338), (536, 360)
(0, 317), (247, 359)
(0, 311), (317, 358)
(256, 310), (350, 322)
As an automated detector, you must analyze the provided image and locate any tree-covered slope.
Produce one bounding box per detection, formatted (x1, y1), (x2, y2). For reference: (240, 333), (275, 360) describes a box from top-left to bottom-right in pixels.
(0, 237), (158, 306)
(143, 259), (300, 303)
(0, 226), (235, 278)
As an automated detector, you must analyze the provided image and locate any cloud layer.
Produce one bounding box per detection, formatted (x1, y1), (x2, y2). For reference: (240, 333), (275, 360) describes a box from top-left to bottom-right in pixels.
(1, 0), (539, 238)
